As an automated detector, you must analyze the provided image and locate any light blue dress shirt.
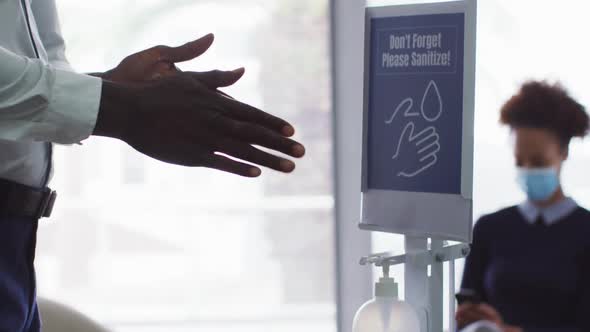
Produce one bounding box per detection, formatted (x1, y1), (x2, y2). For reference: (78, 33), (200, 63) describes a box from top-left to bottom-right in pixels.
(0, 0), (102, 188)
(517, 197), (579, 226)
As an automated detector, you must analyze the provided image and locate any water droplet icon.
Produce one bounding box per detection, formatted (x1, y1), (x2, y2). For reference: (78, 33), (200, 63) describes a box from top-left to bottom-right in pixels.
(420, 80), (443, 122)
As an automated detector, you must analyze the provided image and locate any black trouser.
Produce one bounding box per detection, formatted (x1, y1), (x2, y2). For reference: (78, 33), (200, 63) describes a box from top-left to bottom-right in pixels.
(0, 216), (41, 331)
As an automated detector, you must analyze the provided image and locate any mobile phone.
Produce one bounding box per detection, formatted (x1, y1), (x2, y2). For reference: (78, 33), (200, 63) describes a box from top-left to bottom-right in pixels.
(455, 289), (481, 305)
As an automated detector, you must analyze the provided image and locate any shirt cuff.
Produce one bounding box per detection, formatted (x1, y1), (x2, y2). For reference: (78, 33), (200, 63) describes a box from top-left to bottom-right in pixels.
(47, 69), (102, 144)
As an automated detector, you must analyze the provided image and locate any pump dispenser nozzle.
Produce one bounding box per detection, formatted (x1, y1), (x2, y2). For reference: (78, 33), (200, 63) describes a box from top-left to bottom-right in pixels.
(375, 264), (399, 298)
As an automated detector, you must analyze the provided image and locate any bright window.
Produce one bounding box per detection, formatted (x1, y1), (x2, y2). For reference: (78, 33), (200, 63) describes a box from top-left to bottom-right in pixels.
(36, 1), (335, 331)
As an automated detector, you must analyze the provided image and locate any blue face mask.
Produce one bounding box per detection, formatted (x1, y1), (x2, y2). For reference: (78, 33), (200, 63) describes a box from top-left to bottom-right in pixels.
(516, 167), (560, 202)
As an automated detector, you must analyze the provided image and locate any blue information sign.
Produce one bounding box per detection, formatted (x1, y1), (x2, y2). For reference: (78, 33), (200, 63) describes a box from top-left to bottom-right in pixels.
(367, 13), (465, 195)
(360, 1), (476, 241)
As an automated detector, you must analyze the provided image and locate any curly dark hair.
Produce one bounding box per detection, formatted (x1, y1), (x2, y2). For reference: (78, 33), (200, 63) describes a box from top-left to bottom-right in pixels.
(500, 81), (589, 147)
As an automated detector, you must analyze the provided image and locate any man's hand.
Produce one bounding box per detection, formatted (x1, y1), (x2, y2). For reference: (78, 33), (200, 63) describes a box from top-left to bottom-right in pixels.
(93, 34), (305, 177)
(94, 74), (304, 177)
(103, 33), (200, 81)
(456, 303), (522, 332)
(101, 34), (244, 94)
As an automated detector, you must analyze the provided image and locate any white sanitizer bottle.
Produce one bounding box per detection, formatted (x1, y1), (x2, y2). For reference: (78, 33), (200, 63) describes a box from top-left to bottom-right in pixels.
(352, 272), (421, 332)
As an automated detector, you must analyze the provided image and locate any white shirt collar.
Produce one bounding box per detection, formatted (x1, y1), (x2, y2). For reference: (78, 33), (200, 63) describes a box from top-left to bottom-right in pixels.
(518, 197), (578, 226)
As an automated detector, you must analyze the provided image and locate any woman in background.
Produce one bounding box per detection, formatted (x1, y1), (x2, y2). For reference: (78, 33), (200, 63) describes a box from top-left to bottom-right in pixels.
(456, 81), (590, 332)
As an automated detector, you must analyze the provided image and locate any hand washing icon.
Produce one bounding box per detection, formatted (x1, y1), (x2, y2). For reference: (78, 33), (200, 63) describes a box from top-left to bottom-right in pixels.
(385, 80), (443, 178)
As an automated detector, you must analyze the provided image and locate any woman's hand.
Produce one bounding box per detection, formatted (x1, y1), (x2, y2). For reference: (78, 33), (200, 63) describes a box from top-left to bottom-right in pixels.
(456, 302), (502, 328)
(456, 303), (522, 332)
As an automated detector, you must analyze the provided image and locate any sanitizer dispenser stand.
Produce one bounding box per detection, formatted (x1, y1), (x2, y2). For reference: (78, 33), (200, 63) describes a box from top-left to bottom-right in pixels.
(358, 237), (470, 332)
(358, 0), (477, 330)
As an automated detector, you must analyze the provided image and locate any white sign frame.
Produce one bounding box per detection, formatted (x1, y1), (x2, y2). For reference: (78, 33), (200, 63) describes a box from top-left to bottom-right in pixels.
(360, 0), (477, 242)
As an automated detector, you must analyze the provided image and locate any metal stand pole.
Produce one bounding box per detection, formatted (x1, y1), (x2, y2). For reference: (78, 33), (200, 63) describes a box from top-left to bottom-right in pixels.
(429, 239), (444, 332)
(449, 259), (456, 332)
(405, 236), (430, 332)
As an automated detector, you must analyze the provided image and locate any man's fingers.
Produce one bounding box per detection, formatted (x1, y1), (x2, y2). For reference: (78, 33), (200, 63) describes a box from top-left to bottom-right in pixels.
(216, 89), (235, 100)
(191, 68), (245, 89)
(207, 115), (305, 158)
(235, 123), (306, 158)
(159, 131), (261, 177)
(148, 62), (179, 80)
(215, 139), (296, 173)
(206, 153), (261, 177)
(157, 33), (215, 63)
(212, 94), (295, 136)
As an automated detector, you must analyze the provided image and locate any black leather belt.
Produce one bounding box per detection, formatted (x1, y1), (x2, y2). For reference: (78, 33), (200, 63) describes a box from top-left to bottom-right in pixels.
(0, 178), (57, 220)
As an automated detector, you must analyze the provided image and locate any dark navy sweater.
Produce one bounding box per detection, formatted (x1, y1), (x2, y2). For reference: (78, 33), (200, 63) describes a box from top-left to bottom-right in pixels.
(461, 206), (590, 332)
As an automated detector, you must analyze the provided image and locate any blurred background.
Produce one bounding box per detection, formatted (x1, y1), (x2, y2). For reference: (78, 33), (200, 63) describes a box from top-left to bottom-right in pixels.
(369, 0), (590, 330)
(39, 0), (335, 331)
(34, 0), (590, 331)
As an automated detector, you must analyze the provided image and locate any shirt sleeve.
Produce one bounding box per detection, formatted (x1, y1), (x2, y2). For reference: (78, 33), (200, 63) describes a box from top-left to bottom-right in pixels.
(31, 0), (73, 70)
(0, 46), (102, 144)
